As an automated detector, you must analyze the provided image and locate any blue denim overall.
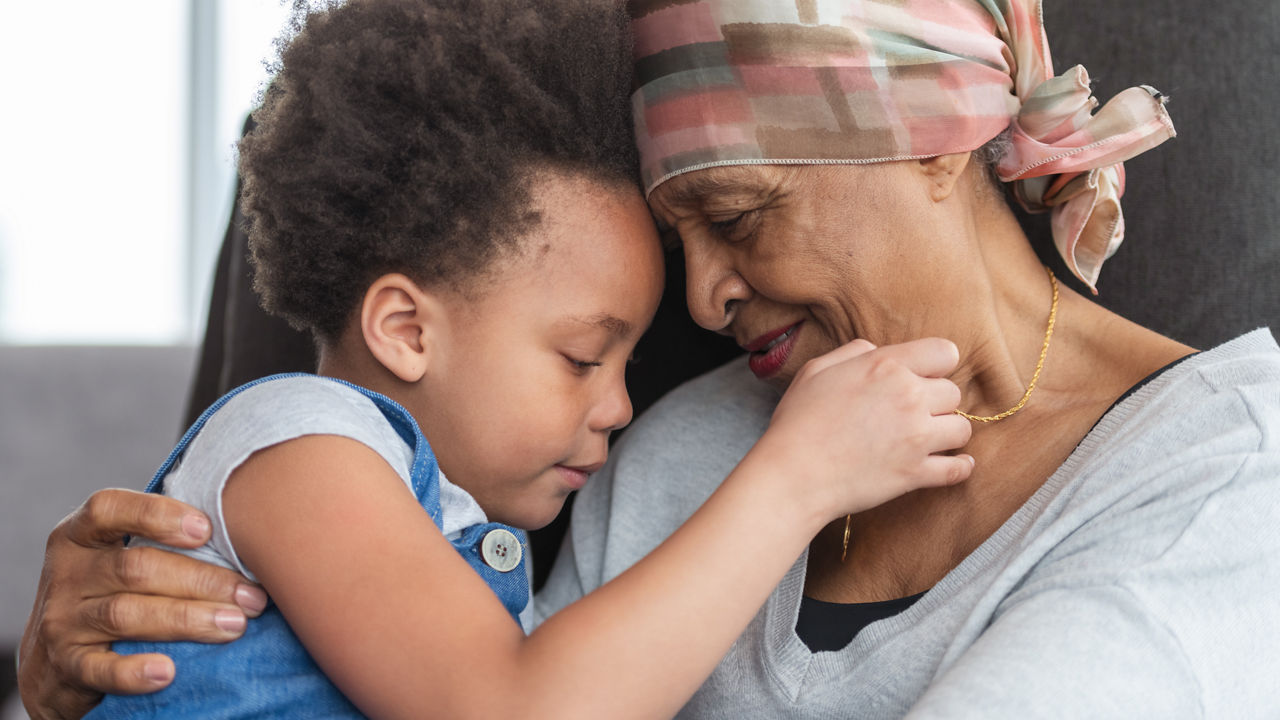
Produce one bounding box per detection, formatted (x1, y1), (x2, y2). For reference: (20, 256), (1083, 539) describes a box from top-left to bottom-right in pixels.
(87, 374), (530, 719)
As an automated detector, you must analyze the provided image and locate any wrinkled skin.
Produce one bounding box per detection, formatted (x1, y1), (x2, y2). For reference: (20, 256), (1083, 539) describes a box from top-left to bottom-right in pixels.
(18, 489), (266, 720)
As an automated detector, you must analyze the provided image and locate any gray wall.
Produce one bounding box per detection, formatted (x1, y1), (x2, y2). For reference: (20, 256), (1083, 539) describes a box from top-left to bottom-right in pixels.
(0, 346), (196, 651)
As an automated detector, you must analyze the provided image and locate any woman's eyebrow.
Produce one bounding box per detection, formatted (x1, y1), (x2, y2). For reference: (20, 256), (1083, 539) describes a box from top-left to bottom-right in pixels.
(660, 173), (728, 207)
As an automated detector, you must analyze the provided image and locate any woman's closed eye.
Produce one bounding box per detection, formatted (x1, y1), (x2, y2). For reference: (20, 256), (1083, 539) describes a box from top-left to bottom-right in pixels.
(707, 210), (759, 242)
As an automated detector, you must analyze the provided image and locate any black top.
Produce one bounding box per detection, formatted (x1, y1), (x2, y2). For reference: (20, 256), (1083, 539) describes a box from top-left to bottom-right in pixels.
(794, 351), (1200, 653)
(796, 592), (927, 652)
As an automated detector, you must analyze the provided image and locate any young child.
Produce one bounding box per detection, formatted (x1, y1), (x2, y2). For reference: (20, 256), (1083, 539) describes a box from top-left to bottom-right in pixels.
(86, 1), (972, 718)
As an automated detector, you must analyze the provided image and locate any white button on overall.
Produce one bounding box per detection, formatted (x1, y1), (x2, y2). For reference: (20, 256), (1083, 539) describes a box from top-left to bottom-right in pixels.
(481, 528), (522, 572)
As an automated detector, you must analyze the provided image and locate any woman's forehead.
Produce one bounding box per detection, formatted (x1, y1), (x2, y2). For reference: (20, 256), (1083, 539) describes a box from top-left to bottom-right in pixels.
(649, 165), (790, 211)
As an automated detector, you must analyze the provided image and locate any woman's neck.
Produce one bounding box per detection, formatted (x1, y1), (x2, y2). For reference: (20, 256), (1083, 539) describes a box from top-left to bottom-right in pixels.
(806, 217), (1195, 602)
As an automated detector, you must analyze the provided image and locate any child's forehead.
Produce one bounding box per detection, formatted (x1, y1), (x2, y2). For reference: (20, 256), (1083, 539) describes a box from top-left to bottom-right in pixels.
(524, 169), (643, 211)
(462, 173), (663, 329)
(511, 174), (651, 254)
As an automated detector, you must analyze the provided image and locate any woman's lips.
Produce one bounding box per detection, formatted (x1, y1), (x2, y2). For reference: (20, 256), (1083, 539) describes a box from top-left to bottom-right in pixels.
(746, 322), (802, 379)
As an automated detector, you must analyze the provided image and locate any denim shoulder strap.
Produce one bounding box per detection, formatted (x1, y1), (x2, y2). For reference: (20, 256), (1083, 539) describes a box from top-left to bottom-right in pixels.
(147, 373), (443, 527)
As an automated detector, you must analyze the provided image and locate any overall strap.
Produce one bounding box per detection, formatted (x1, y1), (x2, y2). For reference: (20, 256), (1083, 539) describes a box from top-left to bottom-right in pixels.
(317, 376), (443, 527)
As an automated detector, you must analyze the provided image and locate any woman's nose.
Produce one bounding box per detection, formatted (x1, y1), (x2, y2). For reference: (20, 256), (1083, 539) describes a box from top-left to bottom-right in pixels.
(683, 239), (750, 333)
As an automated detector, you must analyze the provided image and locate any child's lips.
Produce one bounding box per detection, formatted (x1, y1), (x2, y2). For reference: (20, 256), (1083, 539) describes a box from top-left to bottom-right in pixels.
(555, 462), (603, 490)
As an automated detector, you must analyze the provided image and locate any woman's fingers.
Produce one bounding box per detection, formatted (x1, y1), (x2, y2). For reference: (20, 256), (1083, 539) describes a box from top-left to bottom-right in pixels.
(79, 592), (252, 644)
(102, 545), (266, 615)
(18, 490), (267, 719)
(55, 489), (266, 614)
(67, 488), (212, 549)
(66, 648), (176, 697)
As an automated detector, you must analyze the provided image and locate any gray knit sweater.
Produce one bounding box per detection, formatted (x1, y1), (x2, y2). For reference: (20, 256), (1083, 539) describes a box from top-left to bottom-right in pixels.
(536, 330), (1280, 719)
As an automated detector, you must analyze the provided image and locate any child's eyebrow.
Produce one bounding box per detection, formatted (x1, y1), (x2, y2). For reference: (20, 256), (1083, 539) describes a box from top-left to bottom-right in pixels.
(564, 313), (632, 338)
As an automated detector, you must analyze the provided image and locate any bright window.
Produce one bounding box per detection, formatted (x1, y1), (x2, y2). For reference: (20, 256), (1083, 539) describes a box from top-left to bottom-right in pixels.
(0, 1), (295, 345)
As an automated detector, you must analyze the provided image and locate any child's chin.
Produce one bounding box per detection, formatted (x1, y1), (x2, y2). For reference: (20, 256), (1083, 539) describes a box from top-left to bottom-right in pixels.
(495, 494), (571, 531)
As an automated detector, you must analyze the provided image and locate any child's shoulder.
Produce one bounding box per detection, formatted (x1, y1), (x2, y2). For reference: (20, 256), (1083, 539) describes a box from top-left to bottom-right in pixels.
(210, 374), (387, 429)
(149, 375), (419, 580)
(187, 374), (413, 481)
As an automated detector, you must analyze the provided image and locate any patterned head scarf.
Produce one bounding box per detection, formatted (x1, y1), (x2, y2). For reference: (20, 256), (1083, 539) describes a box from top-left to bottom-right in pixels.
(629, 0), (1175, 291)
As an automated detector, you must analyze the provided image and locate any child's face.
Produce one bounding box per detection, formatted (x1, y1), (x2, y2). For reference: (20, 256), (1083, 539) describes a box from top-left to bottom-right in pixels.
(416, 174), (664, 529)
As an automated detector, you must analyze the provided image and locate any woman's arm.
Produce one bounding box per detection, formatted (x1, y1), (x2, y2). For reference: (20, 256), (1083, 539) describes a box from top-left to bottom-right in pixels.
(16, 490), (267, 720)
(227, 338), (973, 720)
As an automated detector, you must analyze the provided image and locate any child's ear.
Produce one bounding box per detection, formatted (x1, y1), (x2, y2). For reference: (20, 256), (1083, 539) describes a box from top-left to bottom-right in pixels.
(360, 274), (447, 383)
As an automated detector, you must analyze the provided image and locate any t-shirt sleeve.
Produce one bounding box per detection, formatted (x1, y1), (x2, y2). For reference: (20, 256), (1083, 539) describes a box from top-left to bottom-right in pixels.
(148, 376), (416, 583)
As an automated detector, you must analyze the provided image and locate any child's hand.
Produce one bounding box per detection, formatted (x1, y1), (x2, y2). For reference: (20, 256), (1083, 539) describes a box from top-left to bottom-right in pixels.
(751, 337), (973, 518)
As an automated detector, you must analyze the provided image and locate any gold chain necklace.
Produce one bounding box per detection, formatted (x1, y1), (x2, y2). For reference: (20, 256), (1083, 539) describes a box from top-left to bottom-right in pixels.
(841, 266), (1059, 563)
(955, 266), (1058, 423)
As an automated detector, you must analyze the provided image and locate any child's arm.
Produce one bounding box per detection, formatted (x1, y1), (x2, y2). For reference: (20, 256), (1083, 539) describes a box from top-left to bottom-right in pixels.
(224, 338), (972, 720)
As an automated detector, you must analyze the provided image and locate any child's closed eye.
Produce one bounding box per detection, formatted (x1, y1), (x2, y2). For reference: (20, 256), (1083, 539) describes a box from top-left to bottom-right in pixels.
(564, 355), (604, 374)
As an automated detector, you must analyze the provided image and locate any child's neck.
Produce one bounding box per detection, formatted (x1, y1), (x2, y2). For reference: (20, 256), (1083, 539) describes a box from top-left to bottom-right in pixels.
(315, 337), (408, 409)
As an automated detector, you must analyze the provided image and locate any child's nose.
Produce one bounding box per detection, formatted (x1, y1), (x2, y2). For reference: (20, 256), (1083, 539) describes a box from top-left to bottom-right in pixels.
(592, 376), (633, 433)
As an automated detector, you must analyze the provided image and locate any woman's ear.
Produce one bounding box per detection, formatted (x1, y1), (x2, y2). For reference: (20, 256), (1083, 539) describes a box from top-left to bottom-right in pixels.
(918, 151), (973, 202)
(360, 273), (447, 383)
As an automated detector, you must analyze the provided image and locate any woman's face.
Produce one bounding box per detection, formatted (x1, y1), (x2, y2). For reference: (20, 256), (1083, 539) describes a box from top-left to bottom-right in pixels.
(648, 162), (960, 389)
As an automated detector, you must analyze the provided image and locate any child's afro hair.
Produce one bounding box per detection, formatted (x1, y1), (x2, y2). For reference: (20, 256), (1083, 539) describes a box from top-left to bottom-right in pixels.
(239, 0), (639, 342)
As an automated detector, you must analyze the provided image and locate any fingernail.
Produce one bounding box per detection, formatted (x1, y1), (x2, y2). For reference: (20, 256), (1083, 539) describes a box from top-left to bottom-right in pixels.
(214, 609), (246, 633)
(235, 584), (268, 614)
(968, 455), (976, 467)
(143, 660), (173, 684)
(182, 514), (211, 540)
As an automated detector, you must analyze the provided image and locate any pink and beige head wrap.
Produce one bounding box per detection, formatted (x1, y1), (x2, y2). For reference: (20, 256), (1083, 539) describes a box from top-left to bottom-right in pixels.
(629, 0), (1176, 291)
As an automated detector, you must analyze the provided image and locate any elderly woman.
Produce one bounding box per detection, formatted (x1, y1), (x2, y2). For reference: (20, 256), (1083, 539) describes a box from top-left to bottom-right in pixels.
(529, 2), (1280, 716)
(18, 0), (1280, 717)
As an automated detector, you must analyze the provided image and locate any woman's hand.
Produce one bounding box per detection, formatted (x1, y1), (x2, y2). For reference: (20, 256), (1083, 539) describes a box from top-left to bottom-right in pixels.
(17, 489), (267, 720)
(751, 337), (973, 520)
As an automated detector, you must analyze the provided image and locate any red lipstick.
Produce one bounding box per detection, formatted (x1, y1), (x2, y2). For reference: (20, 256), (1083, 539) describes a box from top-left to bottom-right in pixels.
(744, 322), (802, 379)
